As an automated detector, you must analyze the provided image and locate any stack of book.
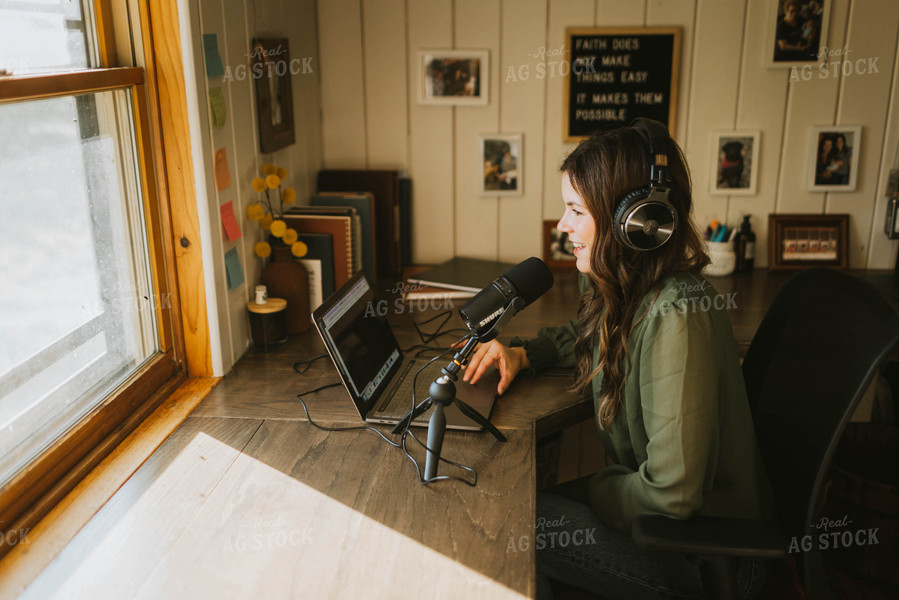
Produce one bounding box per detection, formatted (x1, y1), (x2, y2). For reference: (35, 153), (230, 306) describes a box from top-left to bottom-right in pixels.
(402, 257), (516, 302)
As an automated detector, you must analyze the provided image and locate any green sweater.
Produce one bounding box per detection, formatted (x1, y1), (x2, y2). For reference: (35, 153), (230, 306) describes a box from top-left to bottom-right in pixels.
(513, 272), (775, 534)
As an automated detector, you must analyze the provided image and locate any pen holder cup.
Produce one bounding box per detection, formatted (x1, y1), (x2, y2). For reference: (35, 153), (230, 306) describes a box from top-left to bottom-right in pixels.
(702, 241), (736, 277)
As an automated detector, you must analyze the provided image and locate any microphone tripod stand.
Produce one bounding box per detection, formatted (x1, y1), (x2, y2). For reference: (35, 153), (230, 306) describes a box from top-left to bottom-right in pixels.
(392, 300), (523, 481)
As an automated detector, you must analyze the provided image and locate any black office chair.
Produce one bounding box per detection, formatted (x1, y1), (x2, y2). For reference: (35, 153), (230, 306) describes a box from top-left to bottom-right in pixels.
(631, 268), (899, 599)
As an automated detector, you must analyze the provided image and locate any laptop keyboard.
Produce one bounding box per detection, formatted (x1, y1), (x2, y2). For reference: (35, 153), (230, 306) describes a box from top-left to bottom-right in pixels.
(376, 360), (446, 417)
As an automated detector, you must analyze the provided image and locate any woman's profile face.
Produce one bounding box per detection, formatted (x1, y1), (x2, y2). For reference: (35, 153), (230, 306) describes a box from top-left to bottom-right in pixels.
(821, 139), (833, 155)
(557, 172), (596, 274)
(836, 136), (845, 150)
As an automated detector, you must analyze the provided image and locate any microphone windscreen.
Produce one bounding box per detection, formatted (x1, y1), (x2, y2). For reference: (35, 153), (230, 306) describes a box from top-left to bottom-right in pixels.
(505, 257), (554, 307)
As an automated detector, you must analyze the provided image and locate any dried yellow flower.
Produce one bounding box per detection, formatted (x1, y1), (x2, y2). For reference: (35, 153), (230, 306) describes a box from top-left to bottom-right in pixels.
(266, 174), (281, 189)
(247, 203), (265, 220)
(281, 228), (298, 245)
(263, 164), (277, 175)
(281, 187), (296, 204)
(260, 214), (273, 230)
(270, 219), (287, 237)
(251, 177), (266, 193)
(255, 241), (272, 258)
(291, 241), (308, 258)
(277, 167), (287, 180)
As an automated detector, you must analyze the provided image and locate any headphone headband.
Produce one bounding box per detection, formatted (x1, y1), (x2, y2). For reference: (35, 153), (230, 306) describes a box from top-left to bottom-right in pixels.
(630, 118), (672, 186)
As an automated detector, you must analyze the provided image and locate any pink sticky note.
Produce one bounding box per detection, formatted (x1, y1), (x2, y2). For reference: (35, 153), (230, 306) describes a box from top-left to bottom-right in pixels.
(220, 201), (242, 241)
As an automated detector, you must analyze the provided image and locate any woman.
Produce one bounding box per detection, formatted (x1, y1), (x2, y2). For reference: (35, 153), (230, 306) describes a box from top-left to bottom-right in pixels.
(815, 136), (834, 185)
(828, 134), (851, 185)
(462, 124), (774, 599)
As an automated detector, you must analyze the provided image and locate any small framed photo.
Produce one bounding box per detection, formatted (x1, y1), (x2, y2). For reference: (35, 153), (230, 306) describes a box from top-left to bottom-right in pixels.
(710, 131), (761, 196)
(768, 213), (849, 270)
(418, 49), (489, 106)
(251, 38), (296, 153)
(479, 133), (522, 196)
(543, 221), (577, 269)
(807, 125), (861, 192)
(766, 0), (830, 69)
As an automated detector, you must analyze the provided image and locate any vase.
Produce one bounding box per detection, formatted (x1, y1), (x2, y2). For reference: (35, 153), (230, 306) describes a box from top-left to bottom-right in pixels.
(260, 244), (310, 334)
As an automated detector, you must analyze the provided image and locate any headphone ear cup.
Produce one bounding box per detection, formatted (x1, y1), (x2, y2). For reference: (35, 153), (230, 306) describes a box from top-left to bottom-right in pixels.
(613, 187), (651, 244)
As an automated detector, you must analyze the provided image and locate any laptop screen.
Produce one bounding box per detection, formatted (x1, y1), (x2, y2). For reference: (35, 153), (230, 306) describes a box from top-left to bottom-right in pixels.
(313, 272), (403, 414)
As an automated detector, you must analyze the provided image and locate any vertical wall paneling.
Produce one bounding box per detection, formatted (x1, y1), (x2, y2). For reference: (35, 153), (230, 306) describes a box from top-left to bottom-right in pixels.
(362, 0), (410, 170)
(498, 0), (549, 262)
(727, 0), (790, 268)
(542, 0), (595, 222)
(453, 0), (501, 259)
(867, 34), (899, 269)
(685, 0), (746, 230)
(317, 0), (367, 168)
(829, 0), (899, 268)
(189, 0), (323, 372)
(646, 0), (696, 145)
(773, 0), (849, 216)
(595, 0), (646, 26)
(407, 0), (456, 263)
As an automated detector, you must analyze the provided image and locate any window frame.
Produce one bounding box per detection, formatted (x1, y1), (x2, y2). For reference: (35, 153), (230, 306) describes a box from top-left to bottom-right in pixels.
(0, 0), (208, 557)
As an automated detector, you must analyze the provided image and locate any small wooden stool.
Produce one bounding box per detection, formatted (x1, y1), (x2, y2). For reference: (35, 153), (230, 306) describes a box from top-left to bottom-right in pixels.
(247, 298), (289, 351)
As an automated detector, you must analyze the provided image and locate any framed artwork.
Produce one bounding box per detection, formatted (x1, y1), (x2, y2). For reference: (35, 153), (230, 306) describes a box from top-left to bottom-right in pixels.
(479, 133), (522, 196)
(768, 213), (849, 270)
(807, 125), (861, 192)
(766, 0), (830, 68)
(251, 38), (295, 153)
(710, 130), (761, 196)
(418, 49), (489, 106)
(543, 221), (577, 269)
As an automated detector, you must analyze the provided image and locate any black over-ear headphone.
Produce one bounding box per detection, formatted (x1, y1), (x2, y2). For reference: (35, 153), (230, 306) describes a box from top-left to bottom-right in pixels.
(612, 118), (679, 251)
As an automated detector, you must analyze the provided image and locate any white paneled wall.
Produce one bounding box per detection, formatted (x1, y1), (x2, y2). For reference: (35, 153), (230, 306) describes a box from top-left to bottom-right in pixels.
(187, 0), (322, 372)
(317, 0), (899, 270)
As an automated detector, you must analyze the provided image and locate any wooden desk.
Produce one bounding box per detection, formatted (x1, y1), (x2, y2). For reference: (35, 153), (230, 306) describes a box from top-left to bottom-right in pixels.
(19, 267), (811, 598)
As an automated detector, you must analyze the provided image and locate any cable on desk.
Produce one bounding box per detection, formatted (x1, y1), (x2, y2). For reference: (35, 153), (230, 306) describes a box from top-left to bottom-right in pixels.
(293, 353), (328, 374)
(295, 384), (401, 448)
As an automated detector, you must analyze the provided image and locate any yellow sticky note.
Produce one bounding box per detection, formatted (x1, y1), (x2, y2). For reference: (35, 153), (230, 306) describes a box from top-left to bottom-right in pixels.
(209, 87), (226, 129)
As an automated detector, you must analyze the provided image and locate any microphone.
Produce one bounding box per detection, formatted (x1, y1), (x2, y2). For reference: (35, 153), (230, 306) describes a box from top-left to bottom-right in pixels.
(459, 257), (554, 341)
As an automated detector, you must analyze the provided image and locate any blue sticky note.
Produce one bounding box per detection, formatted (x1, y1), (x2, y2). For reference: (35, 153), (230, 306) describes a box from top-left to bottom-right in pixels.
(225, 247), (244, 290)
(203, 34), (225, 78)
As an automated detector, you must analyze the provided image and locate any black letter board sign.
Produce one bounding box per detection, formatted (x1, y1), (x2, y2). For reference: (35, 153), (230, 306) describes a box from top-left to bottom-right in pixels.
(564, 27), (680, 142)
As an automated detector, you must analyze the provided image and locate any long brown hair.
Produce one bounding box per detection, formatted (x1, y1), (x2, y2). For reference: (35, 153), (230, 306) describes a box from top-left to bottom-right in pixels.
(561, 126), (709, 429)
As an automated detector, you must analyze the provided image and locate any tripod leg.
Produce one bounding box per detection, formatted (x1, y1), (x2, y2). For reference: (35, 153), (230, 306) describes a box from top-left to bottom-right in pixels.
(454, 399), (507, 442)
(391, 397), (433, 434)
(424, 403), (446, 480)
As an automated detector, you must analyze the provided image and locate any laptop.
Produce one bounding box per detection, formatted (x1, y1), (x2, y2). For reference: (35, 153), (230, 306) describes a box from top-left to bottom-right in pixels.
(312, 271), (500, 430)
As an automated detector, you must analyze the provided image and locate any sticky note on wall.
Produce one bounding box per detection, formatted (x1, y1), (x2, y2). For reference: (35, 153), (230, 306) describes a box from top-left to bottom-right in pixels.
(225, 247), (244, 290)
(209, 87), (226, 129)
(214, 147), (232, 191)
(220, 201), (242, 242)
(203, 34), (225, 78)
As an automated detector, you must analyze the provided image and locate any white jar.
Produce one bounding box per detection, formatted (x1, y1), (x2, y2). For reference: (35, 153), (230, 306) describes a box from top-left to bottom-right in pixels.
(255, 285), (268, 304)
(703, 241), (736, 277)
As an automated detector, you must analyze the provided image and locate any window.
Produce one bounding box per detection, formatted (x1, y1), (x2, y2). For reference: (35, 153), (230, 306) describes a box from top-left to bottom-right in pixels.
(0, 0), (183, 539)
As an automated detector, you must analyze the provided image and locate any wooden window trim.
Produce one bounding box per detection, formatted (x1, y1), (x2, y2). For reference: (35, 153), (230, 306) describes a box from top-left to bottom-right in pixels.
(0, 0), (214, 559)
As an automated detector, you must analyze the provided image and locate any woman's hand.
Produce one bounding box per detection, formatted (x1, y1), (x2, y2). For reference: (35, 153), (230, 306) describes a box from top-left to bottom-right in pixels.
(461, 340), (529, 395)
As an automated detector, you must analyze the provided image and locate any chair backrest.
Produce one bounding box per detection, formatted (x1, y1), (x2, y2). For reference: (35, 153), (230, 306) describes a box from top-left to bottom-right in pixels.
(741, 268), (899, 591)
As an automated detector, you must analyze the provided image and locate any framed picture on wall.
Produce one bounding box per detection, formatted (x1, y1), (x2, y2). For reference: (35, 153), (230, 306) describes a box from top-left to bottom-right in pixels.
(543, 221), (577, 269)
(710, 130), (761, 195)
(251, 38), (296, 153)
(418, 49), (489, 105)
(807, 125), (861, 192)
(766, 0), (830, 69)
(768, 213), (849, 270)
(479, 133), (522, 196)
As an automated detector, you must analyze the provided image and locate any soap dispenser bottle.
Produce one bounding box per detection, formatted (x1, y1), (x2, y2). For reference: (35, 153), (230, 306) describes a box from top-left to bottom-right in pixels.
(734, 215), (756, 272)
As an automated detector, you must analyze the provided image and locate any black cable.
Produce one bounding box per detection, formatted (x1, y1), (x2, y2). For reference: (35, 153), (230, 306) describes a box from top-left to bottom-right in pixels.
(293, 353), (328, 374)
(295, 385), (401, 448)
